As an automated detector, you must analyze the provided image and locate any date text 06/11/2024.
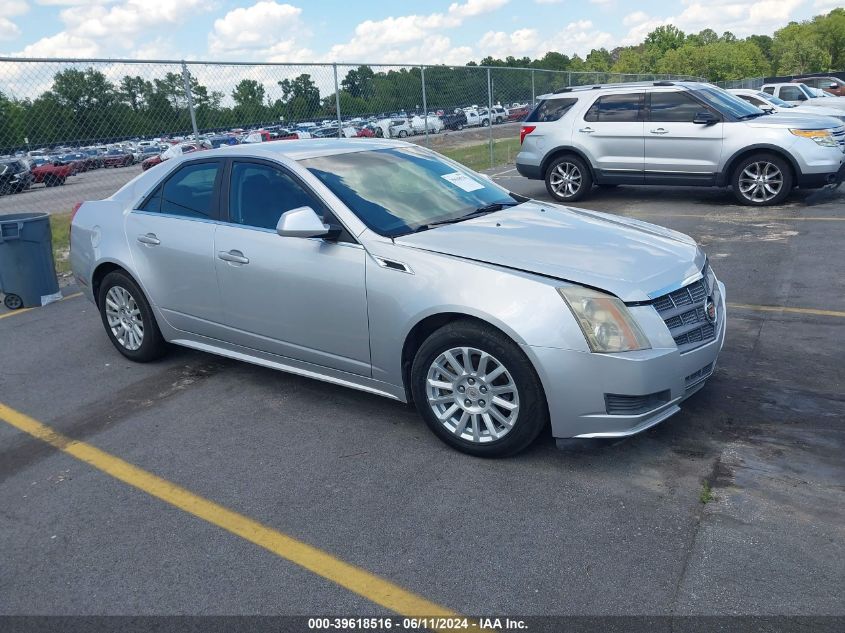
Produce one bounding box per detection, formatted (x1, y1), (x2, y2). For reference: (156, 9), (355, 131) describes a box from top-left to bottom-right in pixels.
(306, 617), (528, 630)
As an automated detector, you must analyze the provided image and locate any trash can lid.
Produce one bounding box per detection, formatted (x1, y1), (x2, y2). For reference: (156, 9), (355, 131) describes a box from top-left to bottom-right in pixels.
(0, 212), (51, 223)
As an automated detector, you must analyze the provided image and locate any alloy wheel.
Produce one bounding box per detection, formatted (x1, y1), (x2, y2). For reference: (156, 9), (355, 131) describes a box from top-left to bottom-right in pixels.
(549, 162), (582, 198)
(738, 161), (783, 203)
(426, 346), (520, 444)
(105, 285), (144, 351)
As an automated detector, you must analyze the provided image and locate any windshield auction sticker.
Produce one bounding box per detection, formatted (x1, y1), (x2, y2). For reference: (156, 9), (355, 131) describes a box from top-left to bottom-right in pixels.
(441, 172), (484, 192)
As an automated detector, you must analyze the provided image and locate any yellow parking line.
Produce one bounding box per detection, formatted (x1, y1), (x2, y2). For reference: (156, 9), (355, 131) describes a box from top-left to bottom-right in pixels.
(728, 303), (845, 318)
(0, 401), (461, 625)
(0, 292), (83, 320)
(627, 214), (845, 222)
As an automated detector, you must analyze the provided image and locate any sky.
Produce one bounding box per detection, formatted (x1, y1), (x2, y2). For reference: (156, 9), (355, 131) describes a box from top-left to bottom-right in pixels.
(1, 0), (842, 63)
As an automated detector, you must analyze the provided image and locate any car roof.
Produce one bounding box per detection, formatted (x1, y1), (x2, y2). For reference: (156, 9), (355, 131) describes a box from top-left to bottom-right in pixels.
(198, 138), (411, 162)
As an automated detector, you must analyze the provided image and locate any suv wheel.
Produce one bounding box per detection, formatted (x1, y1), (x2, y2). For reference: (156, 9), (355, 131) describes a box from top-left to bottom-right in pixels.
(545, 155), (592, 203)
(732, 153), (792, 206)
(410, 320), (548, 457)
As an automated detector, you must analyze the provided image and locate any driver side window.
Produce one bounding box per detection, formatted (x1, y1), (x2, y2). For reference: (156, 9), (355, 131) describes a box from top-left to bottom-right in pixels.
(228, 162), (326, 231)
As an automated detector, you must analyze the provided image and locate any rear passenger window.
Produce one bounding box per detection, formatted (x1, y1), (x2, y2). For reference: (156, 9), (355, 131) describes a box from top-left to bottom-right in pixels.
(151, 161), (220, 219)
(584, 93), (642, 122)
(525, 98), (577, 122)
(649, 92), (705, 122)
(762, 87), (774, 95)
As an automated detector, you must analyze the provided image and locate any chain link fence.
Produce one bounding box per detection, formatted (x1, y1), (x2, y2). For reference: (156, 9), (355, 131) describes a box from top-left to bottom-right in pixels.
(0, 57), (703, 218)
(714, 78), (766, 90)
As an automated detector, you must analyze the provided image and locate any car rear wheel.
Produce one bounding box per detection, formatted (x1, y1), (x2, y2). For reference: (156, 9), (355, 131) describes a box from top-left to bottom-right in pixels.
(398, 130), (408, 138)
(411, 320), (548, 457)
(545, 155), (592, 203)
(3, 293), (23, 310)
(44, 175), (56, 187)
(98, 271), (167, 362)
(732, 153), (792, 206)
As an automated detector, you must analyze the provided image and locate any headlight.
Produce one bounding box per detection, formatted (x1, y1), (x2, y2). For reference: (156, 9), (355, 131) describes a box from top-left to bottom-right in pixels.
(790, 129), (837, 147)
(558, 286), (651, 353)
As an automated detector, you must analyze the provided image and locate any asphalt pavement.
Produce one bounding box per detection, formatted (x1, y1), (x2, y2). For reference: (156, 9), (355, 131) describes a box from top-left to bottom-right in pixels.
(0, 167), (843, 627)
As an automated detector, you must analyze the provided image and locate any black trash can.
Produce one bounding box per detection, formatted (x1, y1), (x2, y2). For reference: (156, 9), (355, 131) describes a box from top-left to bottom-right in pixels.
(0, 213), (61, 310)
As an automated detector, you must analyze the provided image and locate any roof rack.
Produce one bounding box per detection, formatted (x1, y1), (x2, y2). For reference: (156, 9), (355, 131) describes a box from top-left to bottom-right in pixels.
(551, 80), (682, 94)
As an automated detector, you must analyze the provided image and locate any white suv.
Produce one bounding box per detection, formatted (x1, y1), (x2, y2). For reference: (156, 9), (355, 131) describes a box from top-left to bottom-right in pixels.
(516, 81), (845, 206)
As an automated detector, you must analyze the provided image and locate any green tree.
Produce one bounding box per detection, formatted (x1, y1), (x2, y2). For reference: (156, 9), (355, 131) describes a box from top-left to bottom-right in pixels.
(232, 79), (266, 110)
(645, 25), (686, 55)
(341, 66), (376, 100)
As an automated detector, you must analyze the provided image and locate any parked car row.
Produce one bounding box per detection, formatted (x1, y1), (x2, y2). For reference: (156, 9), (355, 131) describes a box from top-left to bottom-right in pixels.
(516, 81), (845, 206)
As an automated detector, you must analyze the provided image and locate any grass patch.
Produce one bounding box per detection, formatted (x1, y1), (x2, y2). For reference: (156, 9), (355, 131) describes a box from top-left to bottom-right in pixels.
(699, 481), (714, 504)
(50, 212), (72, 276)
(441, 137), (521, 172)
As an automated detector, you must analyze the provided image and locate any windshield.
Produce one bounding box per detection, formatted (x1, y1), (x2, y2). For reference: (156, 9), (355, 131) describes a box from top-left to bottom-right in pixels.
(693, 85), (762, 118)
(756, 92), (793, 108)
(302, 146), (517, 237)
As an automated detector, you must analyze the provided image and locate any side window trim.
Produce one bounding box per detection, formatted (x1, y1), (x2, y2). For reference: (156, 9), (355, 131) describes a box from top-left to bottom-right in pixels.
(134, 158), (224, 221)
(645, 91), (722, 122)
(223, 157), (358, 244)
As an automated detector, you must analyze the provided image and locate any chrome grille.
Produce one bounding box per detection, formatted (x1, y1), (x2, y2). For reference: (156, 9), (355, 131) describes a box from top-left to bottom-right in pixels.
(652, 266), (717, 353)
(833, 127), (845, 152)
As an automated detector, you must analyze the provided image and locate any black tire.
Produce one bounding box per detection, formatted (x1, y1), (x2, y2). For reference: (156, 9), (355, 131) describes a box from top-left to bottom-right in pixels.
(98, 270), (168, 362)
(544, 155), (593, 203)
(398, 130), (408, 138)
(3, 294), (23, 310)
(44, 175), (56, 187)
(457, 123), (463, 130)
(410, 320), (548, 457)
(731, 152), (792, 206)
(482, 119), (490, 127)
(58, 176), (66, 186)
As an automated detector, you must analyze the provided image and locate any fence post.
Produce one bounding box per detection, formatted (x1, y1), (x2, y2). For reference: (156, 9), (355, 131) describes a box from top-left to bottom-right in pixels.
(181, 61), (199, 140)
(421, 66), (429, 145)
(531, 69), (535, 106)
(333, 63), (342, 137)
(487, 67), (494, 169)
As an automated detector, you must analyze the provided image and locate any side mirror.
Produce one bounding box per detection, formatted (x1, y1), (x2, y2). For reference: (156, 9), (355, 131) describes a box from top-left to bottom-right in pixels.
(829, 83), (838, 90)
(693, 111), (720, 125)
(276, 206), (339, 240)
(760, 106), (775, 113)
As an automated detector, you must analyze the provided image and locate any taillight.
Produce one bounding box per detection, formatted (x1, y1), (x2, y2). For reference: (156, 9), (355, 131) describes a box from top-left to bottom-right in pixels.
(519, 125), (536, 145)
(68, 201), (83, 247)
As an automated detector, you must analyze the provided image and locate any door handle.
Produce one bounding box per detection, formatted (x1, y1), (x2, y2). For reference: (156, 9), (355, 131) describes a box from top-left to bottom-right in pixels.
(650, 128), (669, 135)
(137, 233), (160, 245)
(218, 250), (249, 265)
(579, 127), (595, 133)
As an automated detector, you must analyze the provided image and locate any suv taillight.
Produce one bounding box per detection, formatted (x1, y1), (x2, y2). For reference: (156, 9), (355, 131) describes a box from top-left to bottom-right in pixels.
(520, 125), (536, 145)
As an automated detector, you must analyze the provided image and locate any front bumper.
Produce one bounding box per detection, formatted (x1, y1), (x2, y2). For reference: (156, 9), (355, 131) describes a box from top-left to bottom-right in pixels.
(528, 281), (727, 439)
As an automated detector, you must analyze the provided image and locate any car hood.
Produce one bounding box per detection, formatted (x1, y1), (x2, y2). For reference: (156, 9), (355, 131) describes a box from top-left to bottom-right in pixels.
(745, 112), (845, 128)
(394, 201), (705, 302)
(790, 105), (845, 118)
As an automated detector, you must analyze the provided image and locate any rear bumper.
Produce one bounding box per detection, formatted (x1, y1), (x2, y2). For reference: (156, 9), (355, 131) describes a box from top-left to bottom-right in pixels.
(515, 160), (542, 180)
(528, 281), (726, 439)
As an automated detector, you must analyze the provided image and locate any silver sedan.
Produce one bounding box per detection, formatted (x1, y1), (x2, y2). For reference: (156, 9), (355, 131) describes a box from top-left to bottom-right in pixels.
(70, 139), (725, 456)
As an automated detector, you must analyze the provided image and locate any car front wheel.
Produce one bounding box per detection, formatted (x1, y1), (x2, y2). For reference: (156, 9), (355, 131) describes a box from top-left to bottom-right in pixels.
(98, 271), (168, 362)
(545, 155), (592, 202)
(411, 320), (547, 457)
(732, 153), (792, 206)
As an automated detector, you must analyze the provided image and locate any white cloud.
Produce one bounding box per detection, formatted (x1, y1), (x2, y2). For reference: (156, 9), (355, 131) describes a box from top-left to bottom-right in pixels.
(15, 31), (100, 57)
(622, 11), (649, 27)
(541, 20), (614, 57)
(209, 2), (303, 54)
(0, 18), (22, 41)
(672, 0), (805, 36)
(534, 0), (564, 3)
(479, 28), (540, 58)
(8, 0), (29, 16)
(324, 0), (508, 63)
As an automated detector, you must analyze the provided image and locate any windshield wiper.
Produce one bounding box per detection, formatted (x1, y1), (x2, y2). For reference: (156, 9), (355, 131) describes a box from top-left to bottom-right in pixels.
(410, 201), (519, 233)
(738, 112), (765, 120)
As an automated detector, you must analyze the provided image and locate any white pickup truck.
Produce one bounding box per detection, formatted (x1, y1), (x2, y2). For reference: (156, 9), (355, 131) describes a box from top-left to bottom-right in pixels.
(462, 107), (492, 128)
(761, 83), (845, 112)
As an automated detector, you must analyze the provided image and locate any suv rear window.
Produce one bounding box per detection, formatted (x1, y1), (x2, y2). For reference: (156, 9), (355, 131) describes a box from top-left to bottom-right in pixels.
(584, 93), (643, 122)
(525, 98), (577, 122)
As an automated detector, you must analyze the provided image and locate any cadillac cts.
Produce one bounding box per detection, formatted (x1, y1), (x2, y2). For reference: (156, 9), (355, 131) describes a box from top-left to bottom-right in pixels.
(70, 139), (726, 457)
